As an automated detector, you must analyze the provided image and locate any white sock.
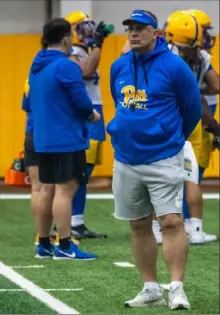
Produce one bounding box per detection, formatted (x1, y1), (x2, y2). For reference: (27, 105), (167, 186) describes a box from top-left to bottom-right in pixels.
(71, 215), (84, 227)
(144, 282), (160, 291)
(170, 281), (183, 290)
(153, 220), (161, 233)
(190, 218), (202, 232)
(184, 219), (192, 234)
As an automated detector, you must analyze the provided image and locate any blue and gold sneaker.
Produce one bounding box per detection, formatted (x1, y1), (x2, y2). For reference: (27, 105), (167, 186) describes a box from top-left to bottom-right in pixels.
(53, 241), (97, 260)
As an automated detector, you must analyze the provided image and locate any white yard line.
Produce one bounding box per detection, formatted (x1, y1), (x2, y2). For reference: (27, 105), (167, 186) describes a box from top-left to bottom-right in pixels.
(0, 261), (80, 314)
(9, 265), (45, 269)
(0, 288), (83, 292)
(0, 193), (219, 200)
(114, 262), (135, 268)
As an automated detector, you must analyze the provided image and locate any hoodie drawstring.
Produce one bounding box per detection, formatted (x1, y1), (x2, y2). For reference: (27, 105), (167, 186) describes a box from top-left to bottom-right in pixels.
(131, 53), (148, 111)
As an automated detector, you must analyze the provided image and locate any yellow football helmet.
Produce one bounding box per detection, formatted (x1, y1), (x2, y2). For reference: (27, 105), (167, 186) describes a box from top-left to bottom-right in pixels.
(162, 10), (184, 37)
(187, 9), (212, 27)
(184, 9), (215, 49)
(65, 11), (89, 25)
(65, 11), (96, 45)
(164, 11), (204, 48)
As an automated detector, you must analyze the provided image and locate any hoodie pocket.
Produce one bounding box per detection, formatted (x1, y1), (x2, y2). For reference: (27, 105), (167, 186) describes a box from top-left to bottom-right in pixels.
(130, 117), (171, 147)
(107, 113), (171, 152)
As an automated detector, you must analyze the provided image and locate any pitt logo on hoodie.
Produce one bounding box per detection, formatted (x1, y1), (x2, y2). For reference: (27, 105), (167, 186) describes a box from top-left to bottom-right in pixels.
(120, 85), (148, 110)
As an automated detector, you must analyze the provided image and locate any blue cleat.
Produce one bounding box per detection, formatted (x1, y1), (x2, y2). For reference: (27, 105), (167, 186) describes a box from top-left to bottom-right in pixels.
(53, 241), (97, 260)
(35, 244), (54, 259)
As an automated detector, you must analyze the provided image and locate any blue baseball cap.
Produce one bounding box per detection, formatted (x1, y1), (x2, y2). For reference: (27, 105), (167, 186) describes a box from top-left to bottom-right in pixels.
(122, 9), (158, 29)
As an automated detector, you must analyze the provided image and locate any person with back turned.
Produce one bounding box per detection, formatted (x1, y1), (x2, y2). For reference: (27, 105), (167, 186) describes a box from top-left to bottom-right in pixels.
(29, 18), (100, 260)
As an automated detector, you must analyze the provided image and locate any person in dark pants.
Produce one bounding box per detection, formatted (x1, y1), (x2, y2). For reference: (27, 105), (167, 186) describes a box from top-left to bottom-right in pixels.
(28, 18), (100, 260)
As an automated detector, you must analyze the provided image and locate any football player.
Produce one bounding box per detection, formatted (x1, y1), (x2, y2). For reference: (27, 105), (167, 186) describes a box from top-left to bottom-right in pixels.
(65, 11), (108, 239)
(164, 9), (220, 244)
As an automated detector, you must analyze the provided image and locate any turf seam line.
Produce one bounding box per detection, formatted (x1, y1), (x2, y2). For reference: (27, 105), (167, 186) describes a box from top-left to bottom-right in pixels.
(0, 261), (80, 314)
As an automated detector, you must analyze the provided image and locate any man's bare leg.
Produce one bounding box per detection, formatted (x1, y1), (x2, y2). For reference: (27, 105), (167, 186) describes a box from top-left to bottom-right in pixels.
(52, 179), (97, 260)
(130, 215), (157, 282)
(36, 184), (54, 238)
(159, 213), (190, 310)
(159, 213), (188, 281)
(125, 215), (166, 308)
(28, 166), (41, 219)
(53, 180), (78, 239)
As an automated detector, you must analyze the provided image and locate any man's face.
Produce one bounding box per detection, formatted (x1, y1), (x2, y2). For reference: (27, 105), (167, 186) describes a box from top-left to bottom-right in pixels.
(127, 22), (156, 50)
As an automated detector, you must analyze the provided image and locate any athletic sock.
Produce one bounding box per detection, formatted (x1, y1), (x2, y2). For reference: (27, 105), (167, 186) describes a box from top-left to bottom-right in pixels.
(59, 237), (71, 250)
(190, 218), (202, 232)
(39, 237), (51, 249)
(71, 215), (84, 227)
(152, 220), (161, 232)
(143, 282), (160, 291)
(184, 218), (192, 234)
(170, 281), (183, 290)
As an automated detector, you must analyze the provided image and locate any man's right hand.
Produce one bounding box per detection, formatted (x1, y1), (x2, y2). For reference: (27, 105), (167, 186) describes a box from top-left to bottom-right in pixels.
(88, 109), (101, 122)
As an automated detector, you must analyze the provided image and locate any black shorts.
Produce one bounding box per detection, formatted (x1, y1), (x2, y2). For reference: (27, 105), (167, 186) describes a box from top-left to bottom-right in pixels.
(39, 151), (88, 185)
(24, 132), (40, 167)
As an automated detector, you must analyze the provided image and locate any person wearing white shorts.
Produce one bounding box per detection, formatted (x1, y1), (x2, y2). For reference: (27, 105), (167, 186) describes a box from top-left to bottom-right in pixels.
(107, 10), (202, 311)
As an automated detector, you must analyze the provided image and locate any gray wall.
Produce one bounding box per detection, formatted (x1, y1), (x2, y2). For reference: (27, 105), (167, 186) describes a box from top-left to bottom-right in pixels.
(1, 0), (218, 34)
(92, 0), (220, 33)
(0, 0), (47, 33)
(59, 0), (92, 17)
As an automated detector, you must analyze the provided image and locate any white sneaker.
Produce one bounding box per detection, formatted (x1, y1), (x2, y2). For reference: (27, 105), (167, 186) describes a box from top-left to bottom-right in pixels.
(169, 285), (190, 310)
(189, 229), (205, 244)
(125, 286), (166, 308)
(203, 232), (218, 243)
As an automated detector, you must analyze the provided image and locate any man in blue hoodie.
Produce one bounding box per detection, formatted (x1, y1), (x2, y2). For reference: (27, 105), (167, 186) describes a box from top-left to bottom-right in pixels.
(107, 10), (202, 310)
(29, 18), (100, 260)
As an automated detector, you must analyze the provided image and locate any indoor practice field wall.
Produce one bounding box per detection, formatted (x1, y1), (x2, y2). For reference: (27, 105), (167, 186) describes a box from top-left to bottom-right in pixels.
(0, 34), (219, 178)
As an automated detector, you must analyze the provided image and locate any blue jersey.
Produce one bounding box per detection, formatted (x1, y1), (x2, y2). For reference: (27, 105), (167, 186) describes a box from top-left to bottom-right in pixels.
(22, 79), (33, 132)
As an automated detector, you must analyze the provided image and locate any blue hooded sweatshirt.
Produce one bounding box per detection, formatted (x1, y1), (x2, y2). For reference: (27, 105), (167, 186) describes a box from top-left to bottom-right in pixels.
(29, 50), (94, 153)
(22, 93), (33, 132)
(107, 37), (202, 165)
